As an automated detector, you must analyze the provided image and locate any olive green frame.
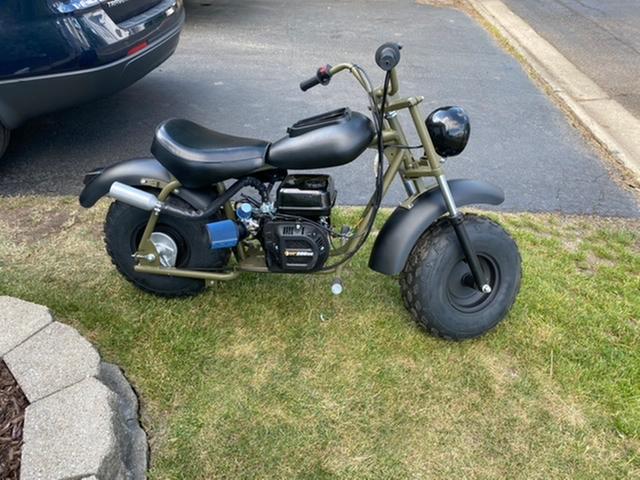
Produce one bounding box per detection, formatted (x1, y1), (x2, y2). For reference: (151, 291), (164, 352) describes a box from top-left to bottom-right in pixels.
(133, 64), (446, 281)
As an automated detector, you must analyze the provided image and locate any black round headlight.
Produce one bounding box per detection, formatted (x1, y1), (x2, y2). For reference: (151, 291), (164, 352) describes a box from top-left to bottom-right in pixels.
(425, 106), (470, 157)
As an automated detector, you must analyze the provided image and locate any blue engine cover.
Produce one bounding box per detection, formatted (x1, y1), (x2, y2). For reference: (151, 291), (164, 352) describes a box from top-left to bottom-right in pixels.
(206, 220), (239, 249)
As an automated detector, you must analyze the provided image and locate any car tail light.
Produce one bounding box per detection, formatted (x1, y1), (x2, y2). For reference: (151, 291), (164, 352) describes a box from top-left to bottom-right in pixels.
(127, 41), (149, 56)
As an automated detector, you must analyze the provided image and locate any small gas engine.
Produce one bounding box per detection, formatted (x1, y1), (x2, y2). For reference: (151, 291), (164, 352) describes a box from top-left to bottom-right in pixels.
(205, 174), (337, 273)
(262, 174), (335, 272)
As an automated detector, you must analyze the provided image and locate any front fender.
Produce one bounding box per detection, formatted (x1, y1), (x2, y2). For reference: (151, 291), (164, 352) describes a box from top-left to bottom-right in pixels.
(79, 158), (216, 210)
(369, 179), (505, 275)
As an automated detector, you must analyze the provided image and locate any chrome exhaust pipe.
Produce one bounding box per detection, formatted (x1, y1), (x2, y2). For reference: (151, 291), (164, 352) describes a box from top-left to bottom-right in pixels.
(108, 182), (162, 211)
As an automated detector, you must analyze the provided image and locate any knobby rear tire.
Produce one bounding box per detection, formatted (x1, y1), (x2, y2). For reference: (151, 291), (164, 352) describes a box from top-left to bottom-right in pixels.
(104, 196), (229, 297)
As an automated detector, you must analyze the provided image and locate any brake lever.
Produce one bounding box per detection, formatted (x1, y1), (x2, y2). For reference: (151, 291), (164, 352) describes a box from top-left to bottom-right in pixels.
(316, 64), (332, 85)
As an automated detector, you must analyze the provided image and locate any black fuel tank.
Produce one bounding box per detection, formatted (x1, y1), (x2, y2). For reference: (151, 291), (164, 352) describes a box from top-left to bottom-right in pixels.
(266, 108), (375, 170)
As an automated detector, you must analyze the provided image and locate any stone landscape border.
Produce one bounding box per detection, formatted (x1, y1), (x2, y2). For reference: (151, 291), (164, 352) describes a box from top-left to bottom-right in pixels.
(0, 296), (148, 480)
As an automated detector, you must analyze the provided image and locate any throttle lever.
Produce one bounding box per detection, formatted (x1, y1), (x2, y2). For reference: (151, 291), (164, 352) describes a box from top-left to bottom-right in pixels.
(316, 64), (332, 85)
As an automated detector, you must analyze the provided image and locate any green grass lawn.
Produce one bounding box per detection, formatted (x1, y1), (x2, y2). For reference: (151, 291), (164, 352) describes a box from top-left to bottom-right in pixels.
(0, 197), (638, 479)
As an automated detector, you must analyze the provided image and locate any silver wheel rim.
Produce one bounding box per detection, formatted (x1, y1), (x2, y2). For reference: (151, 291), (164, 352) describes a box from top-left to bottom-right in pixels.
(150, 232), (178, 268)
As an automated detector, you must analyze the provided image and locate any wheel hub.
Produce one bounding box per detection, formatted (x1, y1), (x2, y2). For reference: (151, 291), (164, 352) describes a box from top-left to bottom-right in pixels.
(447, 255), (499, 313)
(150, 232), (178, 268)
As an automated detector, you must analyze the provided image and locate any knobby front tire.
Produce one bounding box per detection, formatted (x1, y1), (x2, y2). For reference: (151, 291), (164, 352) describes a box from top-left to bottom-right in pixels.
(400, 214), (522, 340)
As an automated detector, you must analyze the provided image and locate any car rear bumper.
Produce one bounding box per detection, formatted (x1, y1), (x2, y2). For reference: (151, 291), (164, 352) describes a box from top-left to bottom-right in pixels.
(0, 10), (184, 130)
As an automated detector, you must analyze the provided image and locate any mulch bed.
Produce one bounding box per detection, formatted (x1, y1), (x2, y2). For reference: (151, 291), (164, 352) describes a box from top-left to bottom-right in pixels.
(0, 360), (28, 480)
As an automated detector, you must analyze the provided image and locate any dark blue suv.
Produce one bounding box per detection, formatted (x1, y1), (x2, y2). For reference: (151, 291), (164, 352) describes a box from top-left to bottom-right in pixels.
(0, 0), (185, 158)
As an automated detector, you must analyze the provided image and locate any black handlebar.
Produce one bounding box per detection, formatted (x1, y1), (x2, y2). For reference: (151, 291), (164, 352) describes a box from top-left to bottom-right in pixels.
(300, 42), (401, 92)
(300, 75), (321, 92)
(300, 64), (332, 91)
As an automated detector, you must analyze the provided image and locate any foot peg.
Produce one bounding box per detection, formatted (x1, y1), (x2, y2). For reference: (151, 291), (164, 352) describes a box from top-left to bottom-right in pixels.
(330, 226), (351, 296)
(331, 278), (344, 295)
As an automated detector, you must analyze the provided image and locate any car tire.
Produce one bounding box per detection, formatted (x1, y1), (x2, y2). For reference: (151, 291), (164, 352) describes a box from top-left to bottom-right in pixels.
(0, 122), (10, 159)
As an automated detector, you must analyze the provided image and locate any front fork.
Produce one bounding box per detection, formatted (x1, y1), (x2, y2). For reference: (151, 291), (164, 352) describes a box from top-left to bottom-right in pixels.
(436, 174), (492, 293)
(388, 104), (490, 293)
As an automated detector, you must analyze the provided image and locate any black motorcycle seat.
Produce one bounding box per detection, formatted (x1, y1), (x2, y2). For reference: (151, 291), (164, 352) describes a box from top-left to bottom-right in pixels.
(151, 118), (270, 188)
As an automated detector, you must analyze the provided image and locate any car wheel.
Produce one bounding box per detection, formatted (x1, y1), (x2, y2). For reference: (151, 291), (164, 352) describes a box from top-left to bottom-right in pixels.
(0, 122), (10, 159)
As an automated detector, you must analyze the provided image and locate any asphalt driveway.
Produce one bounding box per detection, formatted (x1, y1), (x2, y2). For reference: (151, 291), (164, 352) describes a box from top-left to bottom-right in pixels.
(0, 0), (637, 216)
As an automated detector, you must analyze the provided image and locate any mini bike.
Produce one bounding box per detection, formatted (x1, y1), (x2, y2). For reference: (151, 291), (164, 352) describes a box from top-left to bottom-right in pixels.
(80, 43), (522, 340)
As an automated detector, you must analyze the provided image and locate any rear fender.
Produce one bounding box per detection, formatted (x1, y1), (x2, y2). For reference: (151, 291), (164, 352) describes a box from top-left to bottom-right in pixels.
(79, 157), (216, 210)
(368, 179), (505, 275)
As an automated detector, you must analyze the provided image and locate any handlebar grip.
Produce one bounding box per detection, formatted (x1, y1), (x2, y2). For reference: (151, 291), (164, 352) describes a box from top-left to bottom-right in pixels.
(375, 42), (402, 71)
(300, 64), (332, 92)
(300, 75), (321, 92)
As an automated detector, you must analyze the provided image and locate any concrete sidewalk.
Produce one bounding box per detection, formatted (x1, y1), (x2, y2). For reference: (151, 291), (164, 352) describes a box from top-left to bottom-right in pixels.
(0, 0), (637, 216)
